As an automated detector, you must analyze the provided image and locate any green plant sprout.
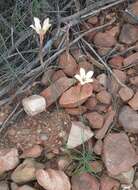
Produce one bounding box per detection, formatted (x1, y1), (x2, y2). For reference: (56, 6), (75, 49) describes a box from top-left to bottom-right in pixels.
(70, 148), (100, 177)
(64, 145), (100, 177)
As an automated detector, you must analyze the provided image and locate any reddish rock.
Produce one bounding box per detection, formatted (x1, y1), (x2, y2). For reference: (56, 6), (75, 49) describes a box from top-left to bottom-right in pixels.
(117, 43), (126, 52)
(77, 61), (94, 73)
(111, 69), (127, 93)
(130, 76), (138, 86)
(90, 160), (103, 173)
(58, 52), (78, 77)
(128, 92), (138, 110)
(93, 79), (105, 92)
(0, 148), (19, 175)
(0, 105), (11, 125)
(97, 47), (111, 56)
(113, 69), (127, 83)
(127, 68), (136, 76)
(128, 2), (138, 16)
(108, 26), (120, 38)
(11, 159), (44, 184)
(108, 56), (124, 69)
(133, 44), (138, 52)
(96, 90), (112, 105)
(20, 145), (43, 158)
(124, 1), (138, 24)
(0, 181), (9, 190)
(65, 106), (87, 116)
(10, 182), (19, 190)
(85, 112), (104, 129)
(97, 73), (107, 89)
(95, 110), (115, 139)
(123, 52), (138, 67)
(57, 156), (71, 171)
(100, 175), (120, 190)
(112, 167), (135, 184)
(17, 185), (37, 190)
(103, 133), (138, 176)
(93, 140), (103, 155)
(119, 24), (138, 45)
(94, 32), (116, 48)
(119, 87), (134, 102)
(71, 48), (86, 63)
(41, 69), (55, 86)
(6, 111), (71, 153)
(59, 84), (93, 108)
(87, 16), (98, 25)
(41, 77), (75, 107)
(71, 173), (100, 190)
(10, 182), (18, 190)
(82, 24), (97, 42)
(84, 96), (97, 110)
(52, 70), (66, 82)
(119, 106), (138, 134)
(135, 175), (138, 188)
(36, 169), (71, 190)
(95, 104), (108, 113)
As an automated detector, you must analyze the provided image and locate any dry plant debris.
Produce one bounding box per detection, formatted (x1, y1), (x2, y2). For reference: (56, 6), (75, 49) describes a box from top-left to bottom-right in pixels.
(0, 0), (138, 190)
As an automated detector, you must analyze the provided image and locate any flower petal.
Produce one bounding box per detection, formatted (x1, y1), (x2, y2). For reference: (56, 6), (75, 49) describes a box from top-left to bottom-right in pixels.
(86, 70), (94, 79)
(74, 74), (82, 82)
(86, 78), (93, 83)
(42, 18), (51, 33)
(30, 24), (36, 31)
(30, 24), (40, 34)
(80, 68), (86, 79)
(80, 81), (85, 85)
(34, 17), (41, 31)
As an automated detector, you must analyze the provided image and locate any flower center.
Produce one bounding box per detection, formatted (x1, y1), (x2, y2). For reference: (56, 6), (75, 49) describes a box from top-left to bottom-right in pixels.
(82, 77), (86, 82)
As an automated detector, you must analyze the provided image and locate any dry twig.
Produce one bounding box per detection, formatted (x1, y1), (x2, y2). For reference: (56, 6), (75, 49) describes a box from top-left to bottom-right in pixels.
(82, 39), (127, 88)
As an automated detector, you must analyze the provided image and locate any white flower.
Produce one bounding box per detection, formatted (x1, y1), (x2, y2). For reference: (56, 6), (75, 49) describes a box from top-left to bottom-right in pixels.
(121, 184), (133, 190)
(74, 68), (94, 85)
(30, 17), (51, 35)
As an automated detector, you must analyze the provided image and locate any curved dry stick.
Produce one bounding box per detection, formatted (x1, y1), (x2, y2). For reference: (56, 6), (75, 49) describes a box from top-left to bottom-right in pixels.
(61, 0), (127, 24)
(82, 39), (127, 88)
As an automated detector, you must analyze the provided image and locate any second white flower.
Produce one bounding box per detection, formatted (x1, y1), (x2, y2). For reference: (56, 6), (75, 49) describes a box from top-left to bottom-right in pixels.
(74, 68), (94, 85)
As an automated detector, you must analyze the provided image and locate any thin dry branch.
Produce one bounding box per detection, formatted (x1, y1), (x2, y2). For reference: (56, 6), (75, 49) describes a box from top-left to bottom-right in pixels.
(24, 19), (115, 79)
(1, 19), (115, 105)
(61, 0), (127, 24)
(0, 103), (20, 133)
(82, 39), (127, 88)
(0, 30), (33, 64)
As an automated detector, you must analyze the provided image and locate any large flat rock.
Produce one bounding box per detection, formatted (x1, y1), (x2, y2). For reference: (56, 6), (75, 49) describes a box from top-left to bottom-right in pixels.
(119, 106), (138, 134)
(103, 133), (138, 176)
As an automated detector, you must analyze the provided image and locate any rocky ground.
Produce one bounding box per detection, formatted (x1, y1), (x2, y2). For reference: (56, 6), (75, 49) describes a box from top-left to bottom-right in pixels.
(0, 1), (138, 190)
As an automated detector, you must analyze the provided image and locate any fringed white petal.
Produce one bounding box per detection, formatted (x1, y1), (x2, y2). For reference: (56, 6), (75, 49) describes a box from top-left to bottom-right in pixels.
(74, 74), (83, 83)
(80, 68), (85, 79)
(86, 70), (94, 79)
(42, 18), (51, 32)
(86, 78), (93, 83)
(30, 24), (36, 31)
(34, 17), (41, 30)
